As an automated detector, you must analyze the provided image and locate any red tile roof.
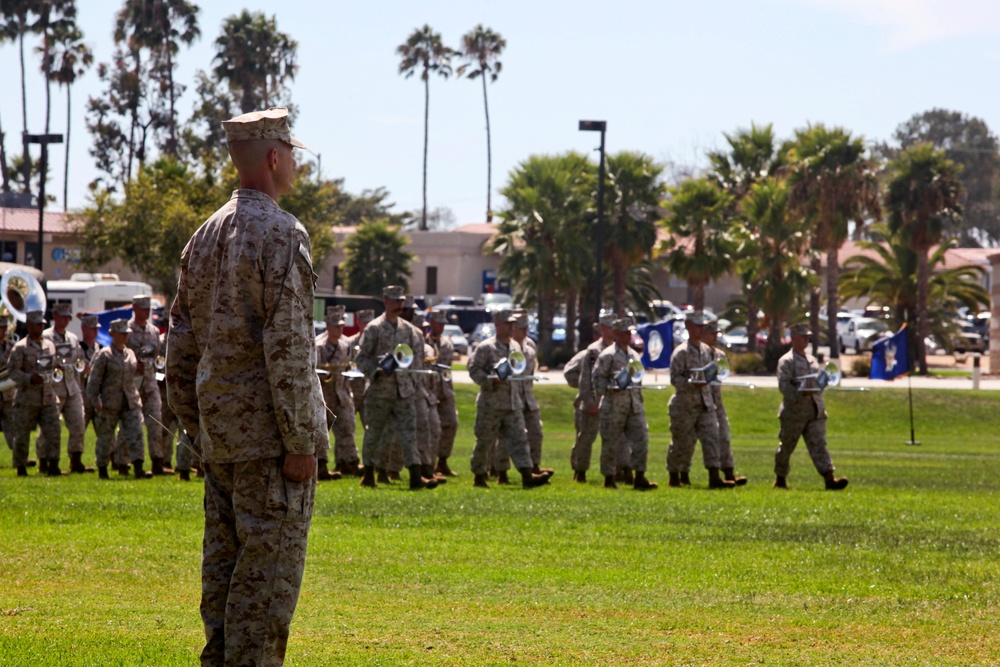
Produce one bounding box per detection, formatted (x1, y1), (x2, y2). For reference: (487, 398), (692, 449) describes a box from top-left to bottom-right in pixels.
(0, 207), (78, 234)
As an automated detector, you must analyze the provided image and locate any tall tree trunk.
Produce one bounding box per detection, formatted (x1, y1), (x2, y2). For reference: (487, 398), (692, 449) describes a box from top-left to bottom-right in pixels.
(19, 26), (30, 194)
(692, 280), (705, 311)
(809, 254), (821, 356)
(63, 85), (71, 211)
(0, 110), (10, 192)
(480, 72), (492, 222)
(165, 40), (177, 157)
(565, 290), (577, 354)
(421, 74), (429, 231)
(611, 250), (627, 316)
(537, 288), (555, 367)
(826, 247), (840, 360)
(915, 248), (929, 375)
(578, 276), (595, 351)
(745, 283), (759, 354)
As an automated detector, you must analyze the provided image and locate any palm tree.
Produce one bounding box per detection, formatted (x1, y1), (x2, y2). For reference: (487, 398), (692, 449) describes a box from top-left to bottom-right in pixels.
(884, 144), (964, 373)
(457, 25), (505, 222)
(602, 151), (665, 316)
(342, 219), (414, 296)
(492, 152), (595, 364)
(840, 223), (986, 354)
(47, 22), (92, 211)
(2, 0), (40, 193)
(659, 178), (736, 310)
(785, 124), (881, 358)
(707, 123), (784, 352)
(397, 25), (455, 231)
(115, 0), (200, 157)
(737, 177), (814, 367)
(32, 0), (75, 137)
(213, 10), (298, 114)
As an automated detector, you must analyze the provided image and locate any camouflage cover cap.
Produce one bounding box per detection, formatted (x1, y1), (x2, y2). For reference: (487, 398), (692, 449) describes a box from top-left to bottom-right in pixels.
(356, 309), (376, 323)
(132, 294), (151, 309)
(26, 310), (46, 324)
(53, 302), (73, 317)
(492, 309), (517, 323)
(110, 319), (129, 334)
(429, 310), (448, 324)
(80, 314), (99, 329)
(790, 323), (811, 337)
(685, 310), (708, 325)
(325, 305), (346, 326)
(612, 317), (635, 332)
(703, 320), (719, 334)
(383, 285), (406, 300)
(512, 310), (530, 328)
(598, 313), (616, 327)
(222, 107), (307, 149)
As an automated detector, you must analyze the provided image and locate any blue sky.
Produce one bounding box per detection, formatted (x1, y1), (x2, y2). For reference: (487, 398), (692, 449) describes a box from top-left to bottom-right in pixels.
(3, 0), (1000, 225)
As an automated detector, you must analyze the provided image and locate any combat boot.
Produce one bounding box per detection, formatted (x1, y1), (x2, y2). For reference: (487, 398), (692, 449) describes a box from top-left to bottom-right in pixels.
(118, 464), (130, 476)
(532, 464), (554, 476)
(26, 459), (36, 468)
(680, 471), (691, 486)
(408, 464), (438, 490)
(723, 467), (747, 486)
(133, 462), (152, 479)
(621, 467), (634, 485)
(69, 451), (94, 474)
(604, 475), (618, 489)
(668, 472), (681, 488)
(348, 460), (364, 477)
(360, 467), (377, 488)
(47, 459), (65, 476)
(436, 457), (457, 477)
(388, 470), (402, 482)
(633, 471), (658, 491)
(573, 470), (587, 483)
(520, 467), (549, 489)
(488, 466), (499, 479)
(376, 468), (392, 485)
(16, 465), (27, 477)
(497, 470), (511, 485)
(317, 460), (342, 481)
(425, 463), (447, 484)
(152, 457), (173, 475)
(614, 469), (625, 483)
(98, 466), (109, 480)
(178, 469), (191, 482)
(773, 475), (788, 489)
(824, 472), (849, 490)
(708, 468), (736, 489)
(473, 473), (490, 488)
(38, 459), (49, 475)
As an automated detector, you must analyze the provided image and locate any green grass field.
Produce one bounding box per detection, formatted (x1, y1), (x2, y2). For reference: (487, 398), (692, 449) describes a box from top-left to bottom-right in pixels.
(1, 385), (999, 665)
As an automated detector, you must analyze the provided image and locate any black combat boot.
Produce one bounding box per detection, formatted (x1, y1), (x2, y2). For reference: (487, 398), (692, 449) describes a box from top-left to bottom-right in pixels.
(723, 467), (747, 486)
(178, 469), (191, 482)
(98, 466), (110, 480)
(604, 475), (618, 489)
(773, 475), (788, 489)
(408, 464), (438, 490)
(496, 470), (511, 485)
(679, 472), (691, 486)
(70, 451), (94, 473)
(133, 461), (152, 479)
(633, 471), (658, 491)
(621, 467), (634, 485)
(824, 472), (849, 490)
(47, 459), (64, 477)
(520, 467), (549, 489)
(708, 468), (736, 489)
(668, 472), (681, 488)
(572, 470), (587, 483)
(473, 473), (490, 488)
(360, 467), (377, 488)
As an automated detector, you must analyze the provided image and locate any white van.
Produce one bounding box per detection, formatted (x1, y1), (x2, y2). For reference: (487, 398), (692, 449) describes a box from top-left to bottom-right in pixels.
(46, 273), (153, 339)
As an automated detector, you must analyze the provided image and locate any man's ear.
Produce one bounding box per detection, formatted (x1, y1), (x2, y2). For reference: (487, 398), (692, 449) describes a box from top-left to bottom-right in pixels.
(267, 147), (279, 171)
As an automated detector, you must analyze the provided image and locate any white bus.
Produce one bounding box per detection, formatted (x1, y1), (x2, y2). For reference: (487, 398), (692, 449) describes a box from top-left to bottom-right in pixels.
(46, 273), (153, 338)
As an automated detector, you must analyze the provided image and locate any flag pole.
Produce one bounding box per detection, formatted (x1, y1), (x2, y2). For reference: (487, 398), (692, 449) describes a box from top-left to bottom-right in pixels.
(903, 313), (920, 446)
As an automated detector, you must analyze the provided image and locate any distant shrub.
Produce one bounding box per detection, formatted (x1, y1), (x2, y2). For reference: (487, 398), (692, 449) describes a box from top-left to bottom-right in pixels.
(851, 357), (871, 378)
(731, 352), (767, 375)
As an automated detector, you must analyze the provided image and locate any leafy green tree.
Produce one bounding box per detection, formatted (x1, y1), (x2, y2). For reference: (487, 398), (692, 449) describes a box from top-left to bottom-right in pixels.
(660, 178), (736, 310)
(840, 223), (987, 354)
(457, 25), (505, 222)
(341, 219), (414, 296)
(398, 25), (454, 231)
(492, 152), (595, 363)
(47, 21), (92, 210)
(213, 10), (297, 114)
(602, 151), (666, 316)
(785, 124), (881, 358)
(884, 144), (964, 373)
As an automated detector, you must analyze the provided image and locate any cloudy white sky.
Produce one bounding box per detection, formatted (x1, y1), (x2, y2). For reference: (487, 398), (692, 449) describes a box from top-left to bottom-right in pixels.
(2, 0), (998, 225)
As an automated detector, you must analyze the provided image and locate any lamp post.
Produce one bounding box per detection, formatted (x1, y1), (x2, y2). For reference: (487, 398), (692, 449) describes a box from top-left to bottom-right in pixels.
(579, 120), (607, 331)
(23, 132), (64, 272)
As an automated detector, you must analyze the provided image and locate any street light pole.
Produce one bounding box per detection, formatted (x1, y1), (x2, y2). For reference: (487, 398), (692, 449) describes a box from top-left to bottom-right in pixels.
(579, 120), (607, 331)
(24, 132), (64, 272)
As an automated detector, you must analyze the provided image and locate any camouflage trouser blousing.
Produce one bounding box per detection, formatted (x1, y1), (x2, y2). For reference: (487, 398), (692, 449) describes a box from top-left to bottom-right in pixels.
(415, 397), (434, 467)
(425, 398), (441, 464)
(327, 400), (359, 466)
(570, 407), (600, 472)
(362, 394), (418, 470)
(200, 458), (314, 667)
(436, 393), (458, 458)
(666, 404), (721, 473)
(94, 407), (144, 467)
(12, 402), (61, 467)
(472, 406), (532, 475)
(35, 393), (86, 456)
(775, 410), (834, 478)
(140, 382), (163, 460)
(493, 407), (544, 471)
(599, 405), (649, 477)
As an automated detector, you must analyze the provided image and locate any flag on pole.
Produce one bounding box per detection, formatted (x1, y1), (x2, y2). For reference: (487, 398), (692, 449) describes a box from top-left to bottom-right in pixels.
(637, 320), (674, 369)
(870, 324), (909, 381)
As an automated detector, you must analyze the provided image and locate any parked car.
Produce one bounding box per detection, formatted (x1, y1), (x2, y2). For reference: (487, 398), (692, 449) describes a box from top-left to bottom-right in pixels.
(723, 326), (749, 352)
(839, 316), (890, 352)
(952, 320), (986, 355)
(477, 292), (514, 312)
(438, 295), (477, 308)
(469, 322), (496, 356)
(443, 324), (469, 355)
(527, 315), (567, 349)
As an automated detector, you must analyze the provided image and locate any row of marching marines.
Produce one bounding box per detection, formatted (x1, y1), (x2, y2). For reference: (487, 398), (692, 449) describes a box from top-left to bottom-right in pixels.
(316, 284), (849, 492)
(1, 270), (188, 480)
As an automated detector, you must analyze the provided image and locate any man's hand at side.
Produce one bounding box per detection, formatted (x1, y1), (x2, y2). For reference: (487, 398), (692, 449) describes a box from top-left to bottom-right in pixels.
(283, 453), (317, 482)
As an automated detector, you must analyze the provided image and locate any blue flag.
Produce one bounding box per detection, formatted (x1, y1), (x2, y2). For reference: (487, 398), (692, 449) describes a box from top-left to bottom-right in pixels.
(637, 320), (674, 369)
(93, 306), (134, 347)
(870, 324), (909, 381)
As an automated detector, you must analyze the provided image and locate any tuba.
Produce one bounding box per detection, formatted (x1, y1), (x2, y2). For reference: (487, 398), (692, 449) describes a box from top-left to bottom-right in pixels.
(1, 269), (45, 323)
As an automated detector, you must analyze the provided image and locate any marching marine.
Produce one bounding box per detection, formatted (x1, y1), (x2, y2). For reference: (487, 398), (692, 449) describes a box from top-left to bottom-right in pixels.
(127, 294), (169, 474)
(315, 305), (358, 479)
(345, 308), (374, 429)
(567, 313), (616, 483)
(703, 321), (746, 486)
(775, 323), (849, 490)
(40, 302), (91, 473)
(0, 312), (17, 453)
(87, 319), (147, 479)
(427, 309), (459, 477)
(591, 317), (657, 490)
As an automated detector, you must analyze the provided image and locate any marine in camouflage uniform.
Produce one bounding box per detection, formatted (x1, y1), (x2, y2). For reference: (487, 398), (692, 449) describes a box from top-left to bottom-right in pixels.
(344, 309), (374, 430)
(666, 312), (733, 489)
(87, 319), (146, 479)
(127, 294), (169, 474)
(568, 315), (615, 483)
(426, 310), (459, 477)
(79, 315), (125, 471)
(703, 321), (747, 486)
(354, 286), (438, 490)
(167, 108), (328, 667)
(158, 329), (199, 480)
(592, 318), (658, 490)
(38, 302), (90, 473)
(774, 323), (848, 491)
(315, 305), (357, 479)
(8, 310), (63, 476)
(468, 309), (551, 489)
(0, 315), (17, 453)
